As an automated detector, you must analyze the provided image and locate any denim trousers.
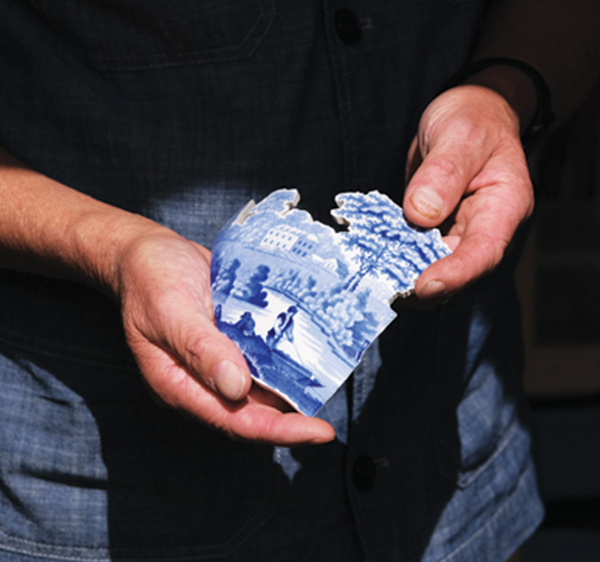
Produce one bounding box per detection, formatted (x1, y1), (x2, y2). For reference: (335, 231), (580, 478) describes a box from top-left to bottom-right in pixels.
(0, 0), (543, 560)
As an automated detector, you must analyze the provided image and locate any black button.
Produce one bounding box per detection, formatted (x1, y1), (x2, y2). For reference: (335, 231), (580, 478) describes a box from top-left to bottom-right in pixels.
(353, 456), (376, 491)
(334, 9), (362, 45)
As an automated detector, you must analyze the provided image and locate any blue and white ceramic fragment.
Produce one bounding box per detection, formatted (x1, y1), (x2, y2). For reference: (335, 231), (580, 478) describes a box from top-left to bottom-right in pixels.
(211, 189), (451, 416)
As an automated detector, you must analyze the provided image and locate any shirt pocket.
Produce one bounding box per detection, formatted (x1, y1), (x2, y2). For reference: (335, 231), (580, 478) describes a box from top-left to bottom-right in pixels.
(27, 0), (276, 70)
(436, 360), (520, 489)
(0, 334), (281, 558)
(432, 272), (525, 490)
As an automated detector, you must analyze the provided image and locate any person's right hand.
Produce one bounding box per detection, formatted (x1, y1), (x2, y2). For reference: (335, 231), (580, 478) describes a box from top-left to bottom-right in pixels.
(0, 148), (333, 447)
(113, 227), (335, 447)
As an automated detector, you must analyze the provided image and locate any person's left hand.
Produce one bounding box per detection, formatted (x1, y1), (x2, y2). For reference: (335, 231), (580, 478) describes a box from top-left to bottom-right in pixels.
(402, 84), (535, 299)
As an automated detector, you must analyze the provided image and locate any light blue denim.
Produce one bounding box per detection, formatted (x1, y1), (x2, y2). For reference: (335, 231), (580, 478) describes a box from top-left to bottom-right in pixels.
(0, 0), (543, 560)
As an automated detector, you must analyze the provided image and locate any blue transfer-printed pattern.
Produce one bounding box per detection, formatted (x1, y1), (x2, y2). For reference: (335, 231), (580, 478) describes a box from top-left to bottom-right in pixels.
(211, 189), (451, 416)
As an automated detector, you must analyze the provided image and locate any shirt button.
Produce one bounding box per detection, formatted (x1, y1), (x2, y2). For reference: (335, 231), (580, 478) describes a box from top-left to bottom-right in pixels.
(353, 455), (376, 491)
(334, 9), (362, 45)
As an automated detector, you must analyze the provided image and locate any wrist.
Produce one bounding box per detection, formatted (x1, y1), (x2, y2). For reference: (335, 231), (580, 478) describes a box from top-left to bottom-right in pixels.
(441, 58), (555, 152)
(70, 207), (173, 298)
(0, 149), (180, 298)
(463, 66), (537, 136)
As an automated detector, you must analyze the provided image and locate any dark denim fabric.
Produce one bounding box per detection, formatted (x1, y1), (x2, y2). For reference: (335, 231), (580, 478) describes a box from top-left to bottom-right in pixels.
(0, 0), (543, 560)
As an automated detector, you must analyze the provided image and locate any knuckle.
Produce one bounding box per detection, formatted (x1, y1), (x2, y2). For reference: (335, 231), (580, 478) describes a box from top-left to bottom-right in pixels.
(429, 157), (464, 185)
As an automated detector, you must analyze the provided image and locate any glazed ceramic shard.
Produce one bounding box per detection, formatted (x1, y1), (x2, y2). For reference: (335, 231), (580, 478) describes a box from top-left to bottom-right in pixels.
(211, 189), (451, 416)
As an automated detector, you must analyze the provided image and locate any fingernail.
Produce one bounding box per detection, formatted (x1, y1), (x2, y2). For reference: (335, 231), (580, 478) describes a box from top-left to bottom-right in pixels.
(410, 186), (443, 220)
(214, 360), (246, 401)
(418, 279), (447, 299)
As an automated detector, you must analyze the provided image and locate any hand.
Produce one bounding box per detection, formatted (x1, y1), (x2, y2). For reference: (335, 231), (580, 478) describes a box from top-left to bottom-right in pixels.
(402, 85), (535, 299)
(0, 148), (333, 446)
(115, 229), (334, 446)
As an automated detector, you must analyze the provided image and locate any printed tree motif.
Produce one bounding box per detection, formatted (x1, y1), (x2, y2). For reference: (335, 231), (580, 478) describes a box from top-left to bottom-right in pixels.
(233, 264), (271, 308)
(212, 258), (241, 296)
(315, 287), (380, 359)
(296, 275), (318, 303)
(346, 289), (378, 349)
(332, 191), (449, 295)
(271, 268), (299, 296)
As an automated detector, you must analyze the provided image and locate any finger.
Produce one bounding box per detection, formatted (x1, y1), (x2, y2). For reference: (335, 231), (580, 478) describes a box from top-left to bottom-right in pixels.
(251, 384), (296, 411)
(415, 176), (532, 298)
(415, 232), (501, 298)
(223, 387), (336, 446)
(403, 130), (489, 229)
(186, 244), (255, 400)
(139, 340), (334, 445)
(159, 309), (254, 402)
(124, 290), (253, 403)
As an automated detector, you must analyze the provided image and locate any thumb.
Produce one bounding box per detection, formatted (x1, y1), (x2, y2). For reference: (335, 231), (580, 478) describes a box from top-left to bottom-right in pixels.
(403, 88), (499, 228)
(170, 311), (253, 402)
(127, 298), (253, 407)
(403, 132), (488, 229)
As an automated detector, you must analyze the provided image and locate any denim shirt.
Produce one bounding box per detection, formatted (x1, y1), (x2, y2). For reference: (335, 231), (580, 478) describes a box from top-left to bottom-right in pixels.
(0, 1), (543, 560)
